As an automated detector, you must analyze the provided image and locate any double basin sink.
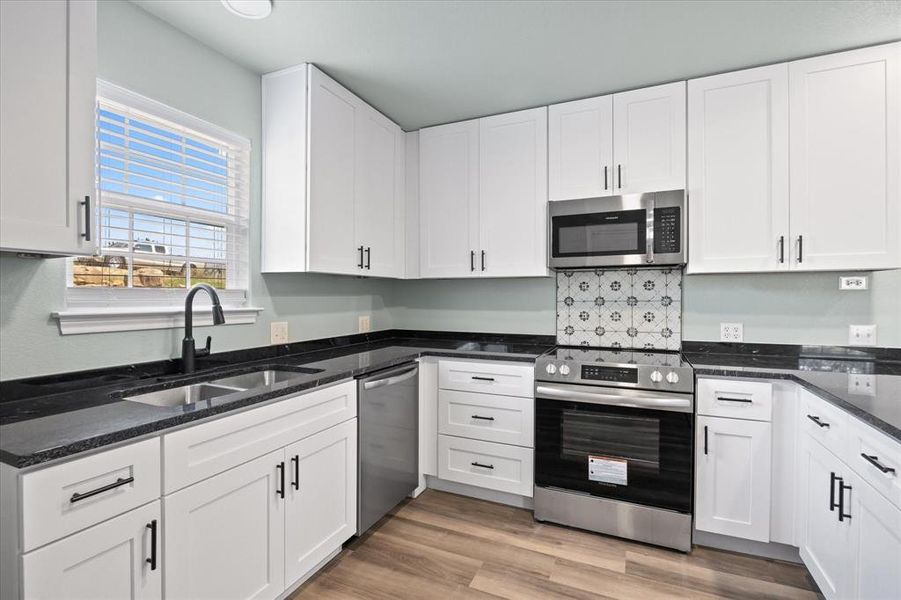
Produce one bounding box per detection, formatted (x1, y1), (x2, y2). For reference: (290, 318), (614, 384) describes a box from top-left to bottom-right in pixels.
(123, 367), (324, 408)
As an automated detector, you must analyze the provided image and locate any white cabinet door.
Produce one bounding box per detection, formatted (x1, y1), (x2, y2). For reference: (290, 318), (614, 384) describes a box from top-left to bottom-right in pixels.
(548, 95), (614, 200)
(799, 436), (855, 599)
(355, 105), (404, 277)
(789, 42), (900, 271)
(612, 82), (686, 194)
(687, 65), (790, 273)
(695, 416), (772, 542)
(0, 0), (96, 256)
(22, 501), (161, 600)
(307, 66), (358, 275)
(419, 119), (480, 278)
(165, 450), (285, 600)
(479, 107), (548, 277)
(849, 475), (901, 600)
(284, 419), (357, 584)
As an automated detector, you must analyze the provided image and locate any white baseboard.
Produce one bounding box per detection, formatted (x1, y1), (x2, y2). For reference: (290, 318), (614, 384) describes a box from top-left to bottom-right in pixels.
(276, 546), (342, 599)
(425, 475), (534, 509)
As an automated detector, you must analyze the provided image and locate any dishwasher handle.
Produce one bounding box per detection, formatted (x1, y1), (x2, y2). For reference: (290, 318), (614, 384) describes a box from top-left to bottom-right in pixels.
(363, 365), (418, 390)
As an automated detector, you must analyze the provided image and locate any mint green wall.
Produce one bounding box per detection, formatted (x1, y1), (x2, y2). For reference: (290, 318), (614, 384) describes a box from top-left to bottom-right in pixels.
(386, 270), (901, 349)
(0, 1), (393, 380)
(1, 2), (898, 381)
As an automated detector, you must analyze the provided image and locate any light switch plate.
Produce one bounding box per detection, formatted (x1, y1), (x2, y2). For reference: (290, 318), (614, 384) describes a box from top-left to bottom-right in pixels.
(849, 324), (876, 346)
(358, 315), (371, 333)
(720, 323), (743, 342)
(840, 276), (868, 290)
(270, 321), (288, 345)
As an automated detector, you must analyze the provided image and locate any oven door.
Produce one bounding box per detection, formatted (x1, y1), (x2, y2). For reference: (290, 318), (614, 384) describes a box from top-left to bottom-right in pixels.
(535, 384), (693, 514)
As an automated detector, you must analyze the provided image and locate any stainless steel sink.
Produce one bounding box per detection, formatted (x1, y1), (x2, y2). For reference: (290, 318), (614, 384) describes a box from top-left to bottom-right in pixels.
(122, 367), (323, 407)
(207, 368), (318, 389)
(124, 383), (240, 407)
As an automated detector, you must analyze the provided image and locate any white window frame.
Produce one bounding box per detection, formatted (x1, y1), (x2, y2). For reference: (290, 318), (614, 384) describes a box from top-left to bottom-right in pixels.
(54, 81), (261, 335)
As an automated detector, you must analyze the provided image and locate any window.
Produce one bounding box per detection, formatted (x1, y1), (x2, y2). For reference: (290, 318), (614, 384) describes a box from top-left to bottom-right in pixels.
(58, 82), (259, 334)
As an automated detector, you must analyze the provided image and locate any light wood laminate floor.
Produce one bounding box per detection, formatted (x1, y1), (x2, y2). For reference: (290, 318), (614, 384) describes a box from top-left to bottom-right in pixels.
(290, 490), (820, 599)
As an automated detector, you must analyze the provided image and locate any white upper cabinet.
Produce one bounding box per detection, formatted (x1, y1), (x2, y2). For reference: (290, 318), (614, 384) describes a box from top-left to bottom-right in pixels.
(548, 82), (685, 199)
(612, 82), (686, 194)
(688, 64), (790, 273)
(548, 96), (613, 200)
(479, 107), (548, 277)
(307, 67), (360, 275)
(262, 64), (405, 277)
(0, 0), (97, 256)
(419, 109), (547, 279)
(419, 119), (480, 278)
(789, 42), (900, 271)
(355, 104), (405, 278)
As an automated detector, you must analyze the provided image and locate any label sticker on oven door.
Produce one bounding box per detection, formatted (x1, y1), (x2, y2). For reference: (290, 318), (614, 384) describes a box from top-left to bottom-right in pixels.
(588, 455), (627, 486)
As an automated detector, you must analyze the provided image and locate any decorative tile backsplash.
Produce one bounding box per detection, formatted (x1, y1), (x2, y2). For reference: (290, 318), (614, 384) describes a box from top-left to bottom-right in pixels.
(556, 267), (683, 350)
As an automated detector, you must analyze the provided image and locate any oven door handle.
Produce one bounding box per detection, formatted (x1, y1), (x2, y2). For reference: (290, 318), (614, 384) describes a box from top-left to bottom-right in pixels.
(535, 384), (693, 413)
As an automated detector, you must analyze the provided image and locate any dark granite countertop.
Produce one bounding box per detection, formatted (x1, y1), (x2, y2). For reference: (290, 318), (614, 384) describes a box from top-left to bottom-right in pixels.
(0, 331), (553, 468)
(683, 342), (901, 443)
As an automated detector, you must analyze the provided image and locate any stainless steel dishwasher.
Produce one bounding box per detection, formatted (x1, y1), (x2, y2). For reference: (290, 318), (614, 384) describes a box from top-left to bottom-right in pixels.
(356, 362), (419, 535)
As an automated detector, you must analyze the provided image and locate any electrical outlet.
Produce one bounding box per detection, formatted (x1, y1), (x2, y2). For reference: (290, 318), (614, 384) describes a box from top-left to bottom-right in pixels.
(848, 374), (876, 396)
(849, 324), (876, 346)
(358, 315), (371, 333)
(840, 276), (868, 290)
(720, 322), (743, 342)
(270, 321), (288, 345)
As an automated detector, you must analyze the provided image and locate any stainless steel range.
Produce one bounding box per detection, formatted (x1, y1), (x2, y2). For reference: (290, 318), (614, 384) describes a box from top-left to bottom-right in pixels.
(533, 347), (695, 552)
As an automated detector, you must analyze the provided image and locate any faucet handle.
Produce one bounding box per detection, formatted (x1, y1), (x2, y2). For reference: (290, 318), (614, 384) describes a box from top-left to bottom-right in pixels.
(196, 336), (212, 358)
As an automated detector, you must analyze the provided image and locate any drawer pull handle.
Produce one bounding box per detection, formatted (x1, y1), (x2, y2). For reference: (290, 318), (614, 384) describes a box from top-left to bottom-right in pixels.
(471, 461), (494, 470)
(838, 480), (852, 522)
(146, 519), (158, 571)
(829, 472), (840, 511)
(291, 455), (300, 490)
(69, 476), (134, 503)
(471, 376), (495, 382)
(861, 453), (896, 474)
(807, 414), (830, 428)
(276, 461), (285, 499)
(716, 396), (752, 404)
(471, 415), (495, 421)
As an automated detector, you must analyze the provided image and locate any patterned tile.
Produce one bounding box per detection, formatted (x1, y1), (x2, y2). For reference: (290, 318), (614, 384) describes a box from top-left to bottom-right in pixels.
(556, 267), (683, 349)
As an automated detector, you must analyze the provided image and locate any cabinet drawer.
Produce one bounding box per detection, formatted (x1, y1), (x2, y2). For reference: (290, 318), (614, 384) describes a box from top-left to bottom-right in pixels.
(438, 390), (533, 447)
(163, 380), (356, 494)
(437, 435), (533, 497)
(438, 359), (534, 398)
(799, 389), (849, 454)
(697, 378), (773, 421)
(21, 437), (160, 552)
(847, 416), (901, 509)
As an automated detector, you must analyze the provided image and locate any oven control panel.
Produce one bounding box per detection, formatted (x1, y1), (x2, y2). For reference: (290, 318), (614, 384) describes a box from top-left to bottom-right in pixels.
(536, 355), (694, 394)
(581, 365), (638, 384)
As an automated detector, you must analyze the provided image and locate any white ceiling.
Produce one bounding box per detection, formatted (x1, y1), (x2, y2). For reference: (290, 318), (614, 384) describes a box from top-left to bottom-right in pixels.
(130, 0), (901, 131)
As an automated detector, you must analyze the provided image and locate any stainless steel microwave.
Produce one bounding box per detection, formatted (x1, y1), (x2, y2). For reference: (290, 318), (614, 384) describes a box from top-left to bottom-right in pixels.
(548, 190), (686, 269)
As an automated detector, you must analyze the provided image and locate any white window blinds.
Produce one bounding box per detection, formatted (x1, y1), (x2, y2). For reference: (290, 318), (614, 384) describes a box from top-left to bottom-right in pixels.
(70, 82), (250, 293)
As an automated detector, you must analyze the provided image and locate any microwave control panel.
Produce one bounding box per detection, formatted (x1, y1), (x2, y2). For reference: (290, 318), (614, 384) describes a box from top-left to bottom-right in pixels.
(653, 206), (681, 254)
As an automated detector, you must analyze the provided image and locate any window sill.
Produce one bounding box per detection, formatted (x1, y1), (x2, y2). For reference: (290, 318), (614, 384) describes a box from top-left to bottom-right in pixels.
(51, 305), (263, 335)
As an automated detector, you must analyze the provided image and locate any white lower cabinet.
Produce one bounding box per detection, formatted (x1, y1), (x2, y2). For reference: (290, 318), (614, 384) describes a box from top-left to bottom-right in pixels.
(164, 450), (286, 600)
(22, 501), (161, 600)
(284, 420), (357, 583)
(800, 433), (901, 600)
(164, 418), (357, 600)
(695, 415), (772, 542)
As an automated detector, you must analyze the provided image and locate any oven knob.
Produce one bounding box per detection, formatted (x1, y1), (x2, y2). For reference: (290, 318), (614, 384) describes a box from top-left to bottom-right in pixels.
(545, 363), (557, 375)
(559, 364), (571, 376)
(666, 371), (680, 384)
(650, 370), (663, 383)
